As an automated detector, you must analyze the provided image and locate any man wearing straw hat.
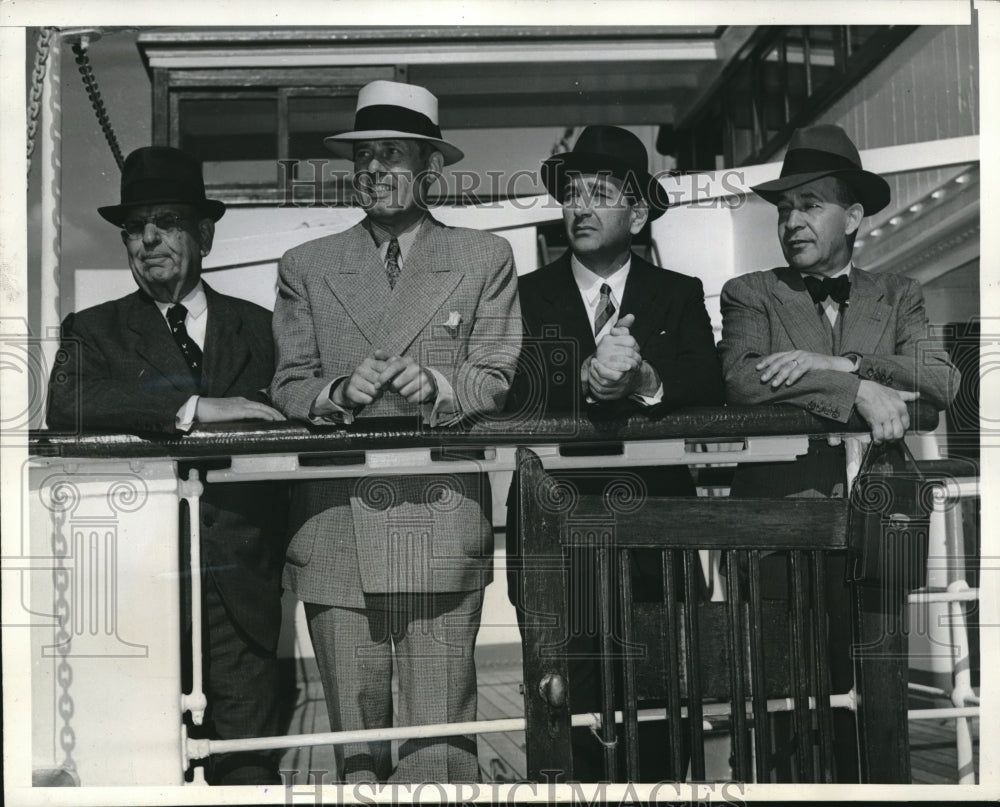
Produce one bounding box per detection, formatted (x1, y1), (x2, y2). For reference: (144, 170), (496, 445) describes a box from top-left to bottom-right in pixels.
(718, 124), (960, 780)
(270, 80), (520, 783)
(46, 146), (288, 785)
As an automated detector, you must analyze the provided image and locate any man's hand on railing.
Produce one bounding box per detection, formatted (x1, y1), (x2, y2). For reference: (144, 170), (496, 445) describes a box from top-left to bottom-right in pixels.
(757, 349), (856, 388)
(194, 397), (286, 423)
(854, 380), (919, 443)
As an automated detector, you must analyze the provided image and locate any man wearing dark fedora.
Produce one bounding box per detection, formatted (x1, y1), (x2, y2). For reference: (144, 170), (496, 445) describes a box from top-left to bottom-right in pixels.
(718, 124), (960, 780)
(505, 125), (725, 780)
(47, 146), (288, 785)
(269, 80), (520, 783)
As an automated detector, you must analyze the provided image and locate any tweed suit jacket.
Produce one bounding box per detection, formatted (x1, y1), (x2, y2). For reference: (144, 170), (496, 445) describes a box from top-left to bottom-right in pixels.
(270, 216), (520, 606)
(718, 266), (959, 423)
(46, 283), (286, 650)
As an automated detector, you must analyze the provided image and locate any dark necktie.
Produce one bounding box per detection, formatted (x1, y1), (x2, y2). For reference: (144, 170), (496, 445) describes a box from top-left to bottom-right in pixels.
(593, 283), (616, 336)
(803, 274), (851, 306)
(385, 237), (401, 289)
(166, 303), (203, 384)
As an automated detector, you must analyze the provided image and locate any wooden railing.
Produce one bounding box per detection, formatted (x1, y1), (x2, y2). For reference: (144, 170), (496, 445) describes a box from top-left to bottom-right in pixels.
(24, 403), (963, 786)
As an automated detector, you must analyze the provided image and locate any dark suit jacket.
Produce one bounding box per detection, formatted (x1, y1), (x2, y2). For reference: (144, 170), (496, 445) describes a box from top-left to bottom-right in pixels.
(46, 282), (286, 650)
(508, 251), (725, 419)
(505, 251), (726, 607)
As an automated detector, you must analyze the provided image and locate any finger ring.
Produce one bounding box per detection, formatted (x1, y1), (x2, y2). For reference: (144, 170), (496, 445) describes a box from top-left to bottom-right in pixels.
(791, 359), (798, 365)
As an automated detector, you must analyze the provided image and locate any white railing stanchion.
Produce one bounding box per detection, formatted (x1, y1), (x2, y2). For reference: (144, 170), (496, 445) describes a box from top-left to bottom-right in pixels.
(178, 470), (207, 728)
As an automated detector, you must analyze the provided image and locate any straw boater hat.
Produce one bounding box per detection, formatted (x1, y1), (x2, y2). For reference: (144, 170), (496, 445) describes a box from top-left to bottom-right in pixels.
(98, 146), (226, 226)
(324, 80), (464, 166)
(540, 125), (671, 221)
(751, 124), (890, 216)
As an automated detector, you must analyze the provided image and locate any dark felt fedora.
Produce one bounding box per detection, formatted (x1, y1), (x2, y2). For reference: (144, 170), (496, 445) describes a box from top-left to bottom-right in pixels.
(541, 125), (671, 221)
(751, 124), (890, 215)
(98, 146), (226, 226)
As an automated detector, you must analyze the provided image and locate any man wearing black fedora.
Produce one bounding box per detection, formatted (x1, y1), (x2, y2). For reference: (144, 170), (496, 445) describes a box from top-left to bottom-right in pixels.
(718, 124), (960, 780)
(505, 125), (725, 780)
(269, 80), (519, 783)
(47, 146), (288, 785)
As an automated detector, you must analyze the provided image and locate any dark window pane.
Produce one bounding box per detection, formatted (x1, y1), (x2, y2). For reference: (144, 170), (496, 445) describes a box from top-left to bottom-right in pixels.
(178, 97), (278, 186)
(178, 97), (277, 161)
(288, 95), (359, 160)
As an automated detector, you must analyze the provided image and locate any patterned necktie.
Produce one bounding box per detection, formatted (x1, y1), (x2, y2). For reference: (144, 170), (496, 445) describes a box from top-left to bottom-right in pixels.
(803, 274), (851, 305)
(593, 283), (616, 336)
(166, 303), (203, 384)
(385, 237), (401, 289)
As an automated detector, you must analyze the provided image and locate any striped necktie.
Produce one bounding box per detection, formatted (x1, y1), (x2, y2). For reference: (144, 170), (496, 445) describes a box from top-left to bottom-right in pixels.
(593, 283), (616, 336)
(166, 303), (203, 385)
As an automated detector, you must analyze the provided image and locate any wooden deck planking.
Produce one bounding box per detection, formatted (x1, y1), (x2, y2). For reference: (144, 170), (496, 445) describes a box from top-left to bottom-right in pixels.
(277, 659), (978, 785)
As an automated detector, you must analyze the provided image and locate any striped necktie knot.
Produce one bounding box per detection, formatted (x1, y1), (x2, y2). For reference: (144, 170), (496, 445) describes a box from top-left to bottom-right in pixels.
(593, 283), (616, 336)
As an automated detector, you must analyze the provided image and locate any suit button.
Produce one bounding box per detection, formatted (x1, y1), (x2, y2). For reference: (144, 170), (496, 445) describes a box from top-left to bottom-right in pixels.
(866, 368), (875, 378)
(202, 513), (215, 528)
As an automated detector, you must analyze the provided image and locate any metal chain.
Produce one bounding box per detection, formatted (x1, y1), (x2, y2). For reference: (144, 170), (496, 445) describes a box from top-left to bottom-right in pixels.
(51, 504), (77, 774)
(26, 27), (57, 177)
(72, 38), (124, 170)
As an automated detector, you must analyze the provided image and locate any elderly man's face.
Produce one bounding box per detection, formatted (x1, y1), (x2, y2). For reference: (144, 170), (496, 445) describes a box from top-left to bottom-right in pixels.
(562, 174), (647, 273)
(121, 204), (213, 304)
(776, 176), (863, 276)
(353, 139), (443, 230)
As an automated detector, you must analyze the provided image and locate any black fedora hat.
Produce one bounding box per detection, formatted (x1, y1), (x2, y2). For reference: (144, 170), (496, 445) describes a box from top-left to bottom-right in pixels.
(541, 125), (671, 221)
(751, 124), (890, 216)
(98, 146), (226, 226)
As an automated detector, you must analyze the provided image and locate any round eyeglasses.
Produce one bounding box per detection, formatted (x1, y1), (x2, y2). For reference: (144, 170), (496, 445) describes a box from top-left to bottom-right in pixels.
(121, 214), (192, 239)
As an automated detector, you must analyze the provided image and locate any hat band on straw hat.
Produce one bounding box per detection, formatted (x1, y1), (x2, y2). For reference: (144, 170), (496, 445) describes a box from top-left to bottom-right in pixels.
(780, 147), (864, 177)
(353, 104), (443, 140)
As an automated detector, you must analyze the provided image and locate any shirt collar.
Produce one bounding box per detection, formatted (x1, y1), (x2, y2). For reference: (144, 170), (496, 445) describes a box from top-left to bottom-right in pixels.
(154, 280), (207, 319)
(367, 215), (428, 260)
(803, 261), (853, 281)
(570, 254), (631, 307)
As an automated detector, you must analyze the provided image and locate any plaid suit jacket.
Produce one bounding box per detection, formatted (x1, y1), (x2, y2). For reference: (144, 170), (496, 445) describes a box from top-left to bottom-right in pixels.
(270, 217), (520, 606)
(718, 266), (959, 423)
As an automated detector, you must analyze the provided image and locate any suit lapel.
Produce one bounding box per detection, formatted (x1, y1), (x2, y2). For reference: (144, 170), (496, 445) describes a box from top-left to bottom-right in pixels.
(770, 267), (834, 355)
(619, 254), (662, 349)
(127, 293), (199, 394)
(840, 267), (891, 353)
(200, 283), (252, 397)
(375, 218), (463, 354)
(538, 253), (597, 356)
(322, 223), (389, 346)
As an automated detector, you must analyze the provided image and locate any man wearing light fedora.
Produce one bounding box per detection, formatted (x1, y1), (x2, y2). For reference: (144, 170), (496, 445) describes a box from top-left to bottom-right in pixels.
(46, 146), (289, 785)
(505, 125), (725, 780)
(718, 124), (960, 780)
(269, 80), (520, 783)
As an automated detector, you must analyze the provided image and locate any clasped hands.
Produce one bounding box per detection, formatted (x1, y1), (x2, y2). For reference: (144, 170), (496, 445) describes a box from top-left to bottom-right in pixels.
(756, 349), (918, 443)
(586, 313), (650, 401)
(334, 349), (438, 409)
